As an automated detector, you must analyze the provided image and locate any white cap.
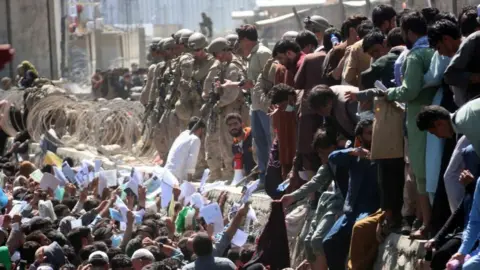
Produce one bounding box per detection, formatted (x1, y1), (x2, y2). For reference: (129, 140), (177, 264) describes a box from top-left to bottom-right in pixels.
(131, 248), (155, 261)
(88, 250), (109, 264)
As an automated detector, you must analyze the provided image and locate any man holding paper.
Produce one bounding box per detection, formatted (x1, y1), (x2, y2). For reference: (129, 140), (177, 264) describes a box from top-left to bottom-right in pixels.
(165, 117), (206, 182)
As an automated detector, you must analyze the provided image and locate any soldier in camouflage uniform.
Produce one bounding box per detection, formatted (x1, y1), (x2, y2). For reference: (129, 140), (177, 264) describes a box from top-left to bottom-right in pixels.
(203, 37), (249, 182)
(173, 32), (216, 179)
(149, 37), (177, 160)
(140, 39), (163, 106)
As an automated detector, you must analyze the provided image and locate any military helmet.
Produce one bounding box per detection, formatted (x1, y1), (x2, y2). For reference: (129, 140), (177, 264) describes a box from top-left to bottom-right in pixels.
(162, 37), (176, 50)
(225, 34), (238, 48)
(281, 31), (299, 42)
(156, 39), (166, 52)
(149, 38), (162, 51)
(206, 37), (230, 54)
(188, 32), (208, 50)
(180, 30), (195, 45)
(174, 29), (193, 44)
(304, 15), (330, 33)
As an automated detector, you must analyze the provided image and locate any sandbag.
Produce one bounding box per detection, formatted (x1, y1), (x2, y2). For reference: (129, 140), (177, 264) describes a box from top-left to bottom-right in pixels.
(370, 97), (404, 159)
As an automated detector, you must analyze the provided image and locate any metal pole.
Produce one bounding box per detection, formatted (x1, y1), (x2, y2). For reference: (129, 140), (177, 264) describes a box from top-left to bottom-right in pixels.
(5, 0), (14, 79)
(46, 0), (55, 79)
(451, 0), (457, 16)
(339, 0), (346, 22)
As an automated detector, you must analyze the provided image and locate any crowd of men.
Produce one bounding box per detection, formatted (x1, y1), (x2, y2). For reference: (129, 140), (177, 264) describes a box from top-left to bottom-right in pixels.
(140, 3), (480, 270)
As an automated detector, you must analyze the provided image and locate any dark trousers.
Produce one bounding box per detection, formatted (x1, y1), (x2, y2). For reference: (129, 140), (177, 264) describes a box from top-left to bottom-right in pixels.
(378, 158), (405, 223)
(323, 212), (369, 270)
(430, 237), (461, 270)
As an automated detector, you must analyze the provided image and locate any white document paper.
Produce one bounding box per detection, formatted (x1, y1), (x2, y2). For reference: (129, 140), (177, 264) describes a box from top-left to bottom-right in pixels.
(190, 192), (204, 209)
(30, 169), (44, 183)
(94, 159), (102, 173)
(231, 229), (249, 247)
(125, 176), (139, 197)
(100, 170), (118, 187)
(53, 166), (68, 186)
(39, 173), (62, 191)
(70, 219), (82, 229)
(62, 162), (76, 183)
(240, 179), (259, 204)
(199, 203), (224, 235)
(144, 176), (162, 195)
(8, 201), (27, 216)
(160, 181), (173, 209)
(97, 173), (107, 197)
(247, 207), (257, 223)
(133, 209), (145, 224)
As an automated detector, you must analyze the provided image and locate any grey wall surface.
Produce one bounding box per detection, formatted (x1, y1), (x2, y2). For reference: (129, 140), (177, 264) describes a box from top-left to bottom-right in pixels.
(0, 0), (59, 80)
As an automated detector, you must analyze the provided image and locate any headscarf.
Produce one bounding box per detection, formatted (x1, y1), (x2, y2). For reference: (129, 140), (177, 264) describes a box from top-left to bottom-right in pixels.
(21, 61), (39, 77)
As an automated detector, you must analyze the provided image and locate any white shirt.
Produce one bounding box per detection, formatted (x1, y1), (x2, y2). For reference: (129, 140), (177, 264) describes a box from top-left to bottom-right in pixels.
(165, 130), (201, 181)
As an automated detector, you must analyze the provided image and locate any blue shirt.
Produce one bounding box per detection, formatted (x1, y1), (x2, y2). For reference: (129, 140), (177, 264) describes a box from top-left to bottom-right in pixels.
(459, 176), (480, 255)
(328, 148), (380, 215)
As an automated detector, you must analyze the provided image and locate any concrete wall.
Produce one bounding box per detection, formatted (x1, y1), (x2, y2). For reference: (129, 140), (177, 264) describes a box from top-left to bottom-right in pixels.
(0, 0), (60, 80)
(122, 28), (146, 69)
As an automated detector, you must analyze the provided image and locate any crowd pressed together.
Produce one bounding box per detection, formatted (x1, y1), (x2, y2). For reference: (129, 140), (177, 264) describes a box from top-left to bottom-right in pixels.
(1, 3), (480, 270)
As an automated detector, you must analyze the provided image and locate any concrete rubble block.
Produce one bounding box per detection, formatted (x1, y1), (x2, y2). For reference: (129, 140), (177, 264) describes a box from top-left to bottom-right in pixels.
(374, 233), (427, 270)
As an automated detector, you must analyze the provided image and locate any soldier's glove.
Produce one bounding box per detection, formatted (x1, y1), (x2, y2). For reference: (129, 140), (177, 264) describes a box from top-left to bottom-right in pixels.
(212, 102), (220, 114)
(146, 102), (154, 111)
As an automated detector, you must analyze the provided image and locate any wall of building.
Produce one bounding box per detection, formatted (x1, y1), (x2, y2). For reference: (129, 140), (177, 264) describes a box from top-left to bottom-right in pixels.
(0, 0), (61, 80)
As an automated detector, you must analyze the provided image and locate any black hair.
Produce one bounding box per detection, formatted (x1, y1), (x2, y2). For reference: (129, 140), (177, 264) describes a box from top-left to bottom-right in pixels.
(143, 262), (172, 270)
(386, 27), (405, 47)
(239, 244), (255, 264)
(354, 118), (374, 137)
(421, 7), (440, 26)
(63, 157), (74, 167)
(224, 113), (243, 125)
(106, 247), (123, 262)
(416, 105), (451, 131)
(341, 15), (369, 39)
(53, 204), (71, 218)
(401, 11), (428, 36)
(397, 8), (412, 26)
(67, 226), (91, 253)
(145, 245), (166, 262)
(434, 12), (458, 25)
(188, 116), (205, 131)
(357, 20), (375, 39)
(312, 128), (337, 150)
(79, 245), (96, 262)
(235, 25), (258, 41)
(272, 39), (301, 58)
(372, 4), (397, 28)
(83, 198), (100, 212)
(427, 20), (461, 48)
(161, 258), (183, 270)
(227, 248), (241, 263)
(20, 241), (41, 264)
(459, 9), (480, 36)
(45, 229), (69, 246)
(295, 30), (318, 50)
(307, 85), (336, 110)
(93, 241), (108, 252)
(25, 230), (47, 244)
(41, 164), (54, 174)
(323, 27), (342, 52)
(362, 30), (385, 53)
(268, 83), (296, 105)
(192, 233), (213, 256)
(111, 254), (133, 269)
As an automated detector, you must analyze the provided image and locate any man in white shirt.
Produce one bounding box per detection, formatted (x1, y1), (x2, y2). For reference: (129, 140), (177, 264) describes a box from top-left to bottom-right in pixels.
(165, 117), (206, 182)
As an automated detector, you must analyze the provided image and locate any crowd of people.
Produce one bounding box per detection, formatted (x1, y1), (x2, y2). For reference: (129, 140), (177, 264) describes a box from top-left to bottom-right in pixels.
(91, 64), (146, 100)
(140, 3), (480, 270)
(1, 2), (480, 270)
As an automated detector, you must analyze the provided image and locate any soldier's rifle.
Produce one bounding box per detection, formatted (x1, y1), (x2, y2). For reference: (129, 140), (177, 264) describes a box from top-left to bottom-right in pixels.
(158, 73), (180, 126)
(190, 77), (220, 134)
